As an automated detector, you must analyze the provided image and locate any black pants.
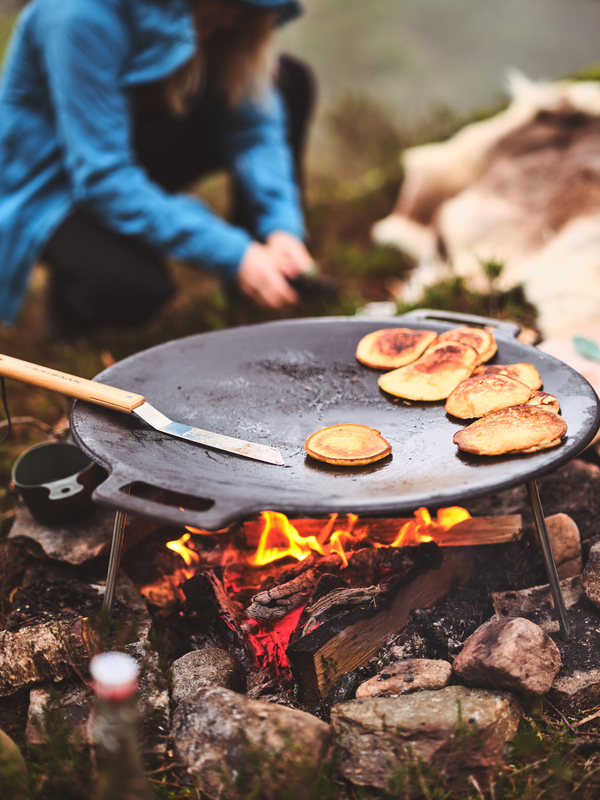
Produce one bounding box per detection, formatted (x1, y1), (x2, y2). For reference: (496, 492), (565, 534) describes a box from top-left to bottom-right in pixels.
(42, 55), (316, 336)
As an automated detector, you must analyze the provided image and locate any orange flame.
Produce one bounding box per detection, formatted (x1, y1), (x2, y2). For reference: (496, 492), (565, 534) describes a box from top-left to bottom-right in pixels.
(387, 506), (471, 547)
(173, 506), (472, 570)
(166, 533), (200, 566)
(248, 511), (360, 567)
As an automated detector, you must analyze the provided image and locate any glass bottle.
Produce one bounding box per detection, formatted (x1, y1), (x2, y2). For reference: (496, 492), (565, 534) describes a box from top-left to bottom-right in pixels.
(90, 651), (155, 800)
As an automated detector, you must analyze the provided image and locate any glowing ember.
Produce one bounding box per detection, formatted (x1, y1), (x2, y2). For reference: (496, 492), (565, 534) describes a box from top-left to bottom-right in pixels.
(243, 605), (305, 673)
(387, 506), (471, 548)
(166, 533), (200, 566)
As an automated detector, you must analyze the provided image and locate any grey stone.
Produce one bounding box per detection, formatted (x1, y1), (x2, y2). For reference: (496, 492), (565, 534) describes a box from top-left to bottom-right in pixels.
(453, 617), (561, 695)
(26, 684), (92, 746)
(172, 686), (334, 799)
(170, 648), (246, 705)
(546, 513), (582, 579)
(331, 685), (521, 789)
(584, 540), (600, 610)
(8, 503), (159, 565)
(356, 658), (452, 698)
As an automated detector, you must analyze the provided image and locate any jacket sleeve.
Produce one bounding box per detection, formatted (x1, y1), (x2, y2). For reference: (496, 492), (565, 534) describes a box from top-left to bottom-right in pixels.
(41, 2), (251, 277)
(215, 90), (306, 242)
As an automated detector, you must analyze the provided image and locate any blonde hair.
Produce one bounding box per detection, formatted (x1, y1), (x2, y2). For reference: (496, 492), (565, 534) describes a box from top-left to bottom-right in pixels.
(165, 4), (277, 115)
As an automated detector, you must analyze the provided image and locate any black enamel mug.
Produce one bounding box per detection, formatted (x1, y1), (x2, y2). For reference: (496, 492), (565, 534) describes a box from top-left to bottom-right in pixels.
(12, 441), (99, 524)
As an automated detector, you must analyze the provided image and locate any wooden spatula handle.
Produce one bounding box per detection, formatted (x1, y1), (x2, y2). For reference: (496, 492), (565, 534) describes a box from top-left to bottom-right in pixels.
(0, 354), (145, 413)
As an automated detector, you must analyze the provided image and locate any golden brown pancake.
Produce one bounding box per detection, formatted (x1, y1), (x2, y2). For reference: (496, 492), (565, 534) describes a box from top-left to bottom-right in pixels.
(437, 326), (497, 365)
(378, 341), (479, 401)
(304, 423), (392, 466)
(526, 391), (561, 414)
(453, 404), (567, 455)
(473, 362), (543, 390)
(445, 373), (533, 419)
(356, 327), (438, 370)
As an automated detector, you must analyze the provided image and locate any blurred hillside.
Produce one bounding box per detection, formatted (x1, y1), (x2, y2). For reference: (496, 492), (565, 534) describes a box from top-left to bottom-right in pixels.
(280, 0), (600, 121)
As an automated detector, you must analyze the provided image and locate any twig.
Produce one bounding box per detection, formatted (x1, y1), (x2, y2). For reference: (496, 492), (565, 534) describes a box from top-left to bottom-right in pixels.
(468, 774), (484, 799)
(544, 700), (600, 737)
(0, 416), (53, 433)
(545, 699), (578, 733)
(574, 708), (600, 728)
(145, 764), (173, 775)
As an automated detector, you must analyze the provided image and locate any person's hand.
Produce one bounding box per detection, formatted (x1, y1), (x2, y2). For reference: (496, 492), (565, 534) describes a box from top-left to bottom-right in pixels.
(237, 242), (300, 308)
(266, 231), (314, 278)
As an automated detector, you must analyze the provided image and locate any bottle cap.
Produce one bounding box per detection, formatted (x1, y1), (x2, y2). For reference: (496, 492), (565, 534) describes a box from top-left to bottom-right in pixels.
(90, 652), (139, 700)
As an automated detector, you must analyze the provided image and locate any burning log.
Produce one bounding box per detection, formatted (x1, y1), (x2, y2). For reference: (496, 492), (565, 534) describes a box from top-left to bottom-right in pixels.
(246, 571), (319, 622)
(0, 616), (101, 696)
(286, 545), (476, 705)
(240, 512), (522, 550)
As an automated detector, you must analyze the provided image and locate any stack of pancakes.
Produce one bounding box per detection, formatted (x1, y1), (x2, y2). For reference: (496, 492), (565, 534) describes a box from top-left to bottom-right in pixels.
(359, 325), (567, 457)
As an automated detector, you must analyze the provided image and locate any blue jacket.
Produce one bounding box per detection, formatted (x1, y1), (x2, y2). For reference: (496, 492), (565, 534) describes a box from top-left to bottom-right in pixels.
(0, 0), (305, 323)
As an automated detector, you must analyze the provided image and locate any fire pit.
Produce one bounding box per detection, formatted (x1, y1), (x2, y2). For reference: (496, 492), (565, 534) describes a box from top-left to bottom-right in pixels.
(69, 310), (600, 639)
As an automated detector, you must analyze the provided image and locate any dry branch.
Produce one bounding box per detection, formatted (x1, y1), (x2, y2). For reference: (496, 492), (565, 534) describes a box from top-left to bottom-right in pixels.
(0, 615), (101, 696)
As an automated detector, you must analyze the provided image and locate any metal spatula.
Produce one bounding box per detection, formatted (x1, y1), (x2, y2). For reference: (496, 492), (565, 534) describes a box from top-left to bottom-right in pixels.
(0, 354), (284, 466)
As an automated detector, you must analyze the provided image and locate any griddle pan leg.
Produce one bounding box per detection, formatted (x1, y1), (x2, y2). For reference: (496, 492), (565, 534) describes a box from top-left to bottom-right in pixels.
(102, 509), (127, 614)
(526, 480), (572, 641)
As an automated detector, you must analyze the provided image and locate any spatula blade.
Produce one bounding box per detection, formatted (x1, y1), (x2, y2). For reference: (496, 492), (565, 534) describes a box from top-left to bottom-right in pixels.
(134, 402), (284, 466)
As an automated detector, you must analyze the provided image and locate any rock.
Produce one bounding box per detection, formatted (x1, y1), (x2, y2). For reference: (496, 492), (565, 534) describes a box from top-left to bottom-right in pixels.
(26, 684), (92, 746)
(8, 503), (157, 565)
(584, 540), (600, 609)
(331, 685), (521, 789)
(453, 617), (561, 695)
(172, 686), (334, 799)
(545, 513), (582, 579)
(356, 658), (452, 698)
(170, 648), (246, 705)
(0, 728), (29, 800)
(492, 577), (600, 710)
(128, 646), (170, 760)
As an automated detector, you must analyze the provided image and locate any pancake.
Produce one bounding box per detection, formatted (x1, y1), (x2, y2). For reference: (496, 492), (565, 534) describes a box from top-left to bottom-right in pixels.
(526, 391), (561, 414)
(473, 362), (543, 390)
(445, 373), (533, 419)
(378, 341), (479, 401)
(304, 423), (392, 466)
(453, 404), (567, 455)
(437, 326), (497, 365)
(356, 327), (438, 370)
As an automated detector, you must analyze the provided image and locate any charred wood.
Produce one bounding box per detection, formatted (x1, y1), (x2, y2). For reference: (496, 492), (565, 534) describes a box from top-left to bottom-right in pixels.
(286, 545), (475, 705)
(246, 571), (318, 622)
(182, 571), (251, 668)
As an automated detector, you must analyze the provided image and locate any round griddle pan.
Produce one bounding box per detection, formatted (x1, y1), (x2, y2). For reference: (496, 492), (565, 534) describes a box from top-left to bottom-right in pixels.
(70, 310), (600, 530)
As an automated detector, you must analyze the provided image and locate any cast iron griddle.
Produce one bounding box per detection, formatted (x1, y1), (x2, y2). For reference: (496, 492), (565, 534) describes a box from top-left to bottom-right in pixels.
(70, 311), (600, 530)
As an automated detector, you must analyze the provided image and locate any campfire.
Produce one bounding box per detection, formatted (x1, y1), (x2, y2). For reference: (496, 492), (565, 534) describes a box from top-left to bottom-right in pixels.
(142, 506), (522, 702)
(6, 454), (600, 795)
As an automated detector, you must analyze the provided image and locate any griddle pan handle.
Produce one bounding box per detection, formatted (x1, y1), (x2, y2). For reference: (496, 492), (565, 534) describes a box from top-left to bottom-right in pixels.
(92, 469), (251, 531)
(398, 309), (521, 340)
(0, 354), (145, 413)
